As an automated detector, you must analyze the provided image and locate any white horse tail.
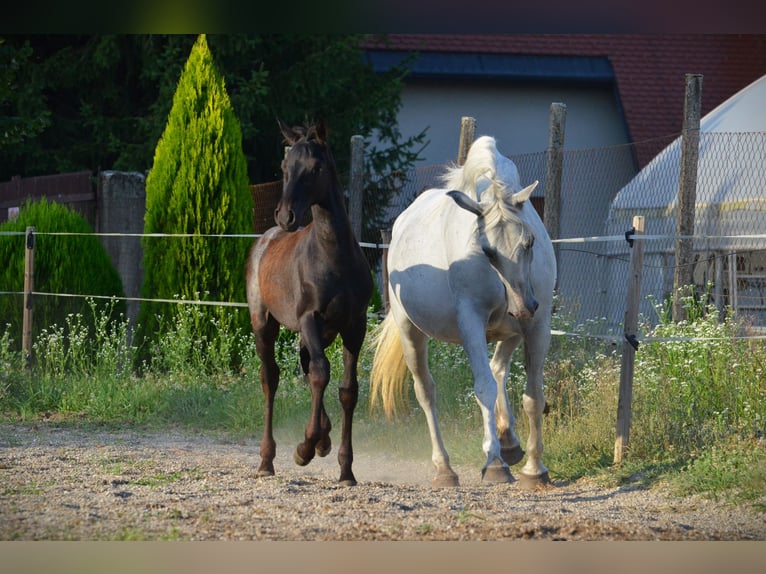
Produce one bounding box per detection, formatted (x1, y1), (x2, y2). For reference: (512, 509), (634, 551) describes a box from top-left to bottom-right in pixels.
(368, 313), (409, 420)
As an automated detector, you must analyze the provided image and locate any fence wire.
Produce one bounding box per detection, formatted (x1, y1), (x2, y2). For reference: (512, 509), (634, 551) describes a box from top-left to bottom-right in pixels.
(2, 132), (765, 341)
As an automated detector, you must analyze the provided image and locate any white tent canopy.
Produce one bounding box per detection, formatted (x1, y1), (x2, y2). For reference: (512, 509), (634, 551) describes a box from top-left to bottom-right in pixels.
(602, 75), (766, 329)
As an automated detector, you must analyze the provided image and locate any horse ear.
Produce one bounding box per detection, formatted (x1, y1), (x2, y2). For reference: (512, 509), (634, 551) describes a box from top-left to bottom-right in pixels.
(447, 190), (483, 217)
(511, 180), (539, 206)
(278, 119), (300, 145)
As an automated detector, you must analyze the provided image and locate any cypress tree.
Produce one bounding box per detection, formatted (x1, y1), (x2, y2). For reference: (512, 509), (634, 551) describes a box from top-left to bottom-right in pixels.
(137, 34), (253, 358)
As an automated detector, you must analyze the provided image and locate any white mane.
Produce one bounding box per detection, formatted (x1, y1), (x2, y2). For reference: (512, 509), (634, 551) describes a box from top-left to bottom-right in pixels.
(441, 136), (528, 230)
(441, 136), (522, 203)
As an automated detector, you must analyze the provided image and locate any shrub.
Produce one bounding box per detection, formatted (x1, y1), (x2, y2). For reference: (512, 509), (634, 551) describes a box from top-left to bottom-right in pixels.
(0, 198), (125, 352)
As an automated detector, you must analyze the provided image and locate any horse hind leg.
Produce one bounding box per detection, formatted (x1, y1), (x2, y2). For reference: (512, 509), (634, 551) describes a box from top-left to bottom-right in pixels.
(254, 317), (281, 478)
(396, 314), (459, 487)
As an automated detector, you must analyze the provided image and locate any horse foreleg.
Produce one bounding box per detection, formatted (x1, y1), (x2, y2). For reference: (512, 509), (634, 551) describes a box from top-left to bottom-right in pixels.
(490, 337), (525, 466)
(519, 324), (551, 490)
(300, 344), (332, 458)
(457, 307), (512, 484)
(294, 314), (330, 469)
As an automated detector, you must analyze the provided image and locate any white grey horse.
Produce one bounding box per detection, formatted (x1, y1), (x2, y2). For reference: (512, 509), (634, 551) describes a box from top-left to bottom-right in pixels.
(370, 135), (556, 488)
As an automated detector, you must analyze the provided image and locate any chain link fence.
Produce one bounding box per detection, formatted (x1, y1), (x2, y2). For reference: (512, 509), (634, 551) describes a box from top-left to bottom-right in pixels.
(604, 131), (766, 335)
(360, 131), (766, 337)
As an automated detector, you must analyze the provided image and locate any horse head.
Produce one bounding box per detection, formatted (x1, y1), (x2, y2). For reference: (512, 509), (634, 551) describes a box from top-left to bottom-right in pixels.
(275, 120), (336, 231)
(447, 181), (540, 320)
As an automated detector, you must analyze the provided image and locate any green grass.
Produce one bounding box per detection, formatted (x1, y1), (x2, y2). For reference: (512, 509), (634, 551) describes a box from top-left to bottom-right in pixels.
(669, 435), (766, 505)
(1, 290), (765, 505)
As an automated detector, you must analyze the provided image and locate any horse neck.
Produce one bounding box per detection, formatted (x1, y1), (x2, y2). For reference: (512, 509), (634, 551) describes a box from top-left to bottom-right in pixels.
(309, 179), (357, 249)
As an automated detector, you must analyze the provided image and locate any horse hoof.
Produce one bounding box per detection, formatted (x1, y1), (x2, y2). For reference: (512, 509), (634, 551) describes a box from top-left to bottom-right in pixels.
(518, 471), (552, 491)
(316, 438), (332, 457)
(432, 472), (460, 487)
(482, 463), (514, 484)
(501, 445), (525, 466)
(257, 467), (274, 478)
(293, 448), (311, 467)
(339, 478), (357, 487)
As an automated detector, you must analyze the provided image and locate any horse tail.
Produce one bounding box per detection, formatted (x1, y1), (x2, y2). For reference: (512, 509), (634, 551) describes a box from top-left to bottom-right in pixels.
(368, 313), (409, 420)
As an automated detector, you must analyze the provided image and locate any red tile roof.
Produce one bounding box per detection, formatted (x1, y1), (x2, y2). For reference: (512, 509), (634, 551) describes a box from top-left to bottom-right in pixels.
(364, 34), (766, 166)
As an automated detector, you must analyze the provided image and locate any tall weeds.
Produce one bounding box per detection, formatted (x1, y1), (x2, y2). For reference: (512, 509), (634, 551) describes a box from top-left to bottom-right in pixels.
(536, 285), (766, 499)
(1, 290), (764, 500)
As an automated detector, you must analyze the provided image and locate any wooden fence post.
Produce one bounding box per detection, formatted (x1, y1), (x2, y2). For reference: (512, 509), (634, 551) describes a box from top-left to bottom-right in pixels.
(457, 117), (476, 166)
(349, 134), (364, 243)
(672, 73), (703, 322)
(544, 102), (566, 280)
(22, 226), (35, 367)
(614, 215), (645, 464)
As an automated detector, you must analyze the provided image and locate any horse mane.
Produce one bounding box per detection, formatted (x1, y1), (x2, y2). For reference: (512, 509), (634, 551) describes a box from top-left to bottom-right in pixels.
(441, 136), (529, 232)
(305, 122), (328, 144)
(280, 119), (328, 145)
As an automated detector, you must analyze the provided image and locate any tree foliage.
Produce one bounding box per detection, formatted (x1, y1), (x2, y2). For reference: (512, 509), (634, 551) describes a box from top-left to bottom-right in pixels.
(0, 38), (50, 152)
(0, 34), (426, 357)
(136, 35), (253, 356)
(0, 34), (425, 188)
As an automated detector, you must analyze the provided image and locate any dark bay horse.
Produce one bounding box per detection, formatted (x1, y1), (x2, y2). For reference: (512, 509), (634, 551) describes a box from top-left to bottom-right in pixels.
(245, 121), (373, 485)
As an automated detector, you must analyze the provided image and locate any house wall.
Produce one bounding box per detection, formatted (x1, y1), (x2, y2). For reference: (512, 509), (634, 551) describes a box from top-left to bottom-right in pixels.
(397, 80), (632, 165)
(365, 35), (766, 332)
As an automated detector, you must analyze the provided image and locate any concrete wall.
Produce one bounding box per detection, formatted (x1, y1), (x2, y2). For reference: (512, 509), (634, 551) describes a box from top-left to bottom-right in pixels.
(96, 171), (146, 329)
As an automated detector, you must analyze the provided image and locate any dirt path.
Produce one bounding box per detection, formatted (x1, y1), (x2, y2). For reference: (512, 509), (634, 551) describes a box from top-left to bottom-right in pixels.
(1, 423), (764, 541)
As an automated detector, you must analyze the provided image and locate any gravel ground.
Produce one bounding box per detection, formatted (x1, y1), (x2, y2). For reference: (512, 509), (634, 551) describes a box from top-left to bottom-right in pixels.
(1, 422), (764, 541)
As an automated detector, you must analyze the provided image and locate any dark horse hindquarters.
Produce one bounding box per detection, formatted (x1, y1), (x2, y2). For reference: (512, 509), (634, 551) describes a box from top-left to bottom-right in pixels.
(245, 121), (373, 486)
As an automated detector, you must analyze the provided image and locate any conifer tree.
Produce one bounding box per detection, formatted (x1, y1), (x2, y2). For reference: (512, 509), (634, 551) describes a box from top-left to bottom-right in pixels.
(137, 34), (253, 357)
